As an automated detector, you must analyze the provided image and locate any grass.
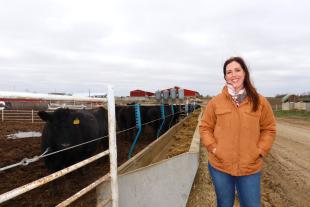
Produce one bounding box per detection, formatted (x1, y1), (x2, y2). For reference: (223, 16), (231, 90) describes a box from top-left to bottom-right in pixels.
(274, 110), (310, 121)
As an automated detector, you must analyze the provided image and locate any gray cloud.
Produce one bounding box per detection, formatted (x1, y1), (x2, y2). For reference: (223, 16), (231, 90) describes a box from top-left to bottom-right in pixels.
(0, 0), (309, 96)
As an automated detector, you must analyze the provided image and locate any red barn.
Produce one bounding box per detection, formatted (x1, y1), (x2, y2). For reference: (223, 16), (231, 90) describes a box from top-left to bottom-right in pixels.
(130, 89), (155, 97)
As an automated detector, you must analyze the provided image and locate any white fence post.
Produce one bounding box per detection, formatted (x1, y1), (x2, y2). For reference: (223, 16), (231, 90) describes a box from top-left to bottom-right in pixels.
(107, 85), (119, 207)
(32, 110), (34, 123)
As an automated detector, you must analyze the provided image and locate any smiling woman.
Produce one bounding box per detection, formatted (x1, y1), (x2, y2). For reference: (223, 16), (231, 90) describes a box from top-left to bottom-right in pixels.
(199, 56), (276, 207)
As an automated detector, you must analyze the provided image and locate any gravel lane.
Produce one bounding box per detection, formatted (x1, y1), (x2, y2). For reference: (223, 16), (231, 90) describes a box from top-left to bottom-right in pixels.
(186, 118), (310, 207)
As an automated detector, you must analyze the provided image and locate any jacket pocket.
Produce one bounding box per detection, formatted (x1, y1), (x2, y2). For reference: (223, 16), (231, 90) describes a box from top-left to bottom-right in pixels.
(211, 151), (224, 163)
(212, 144), (227, 163)
(243, 111), (260, 131)
(215, 108), (232, 129)
(248, 147), (261, 165)
(214, 151), (223, 163)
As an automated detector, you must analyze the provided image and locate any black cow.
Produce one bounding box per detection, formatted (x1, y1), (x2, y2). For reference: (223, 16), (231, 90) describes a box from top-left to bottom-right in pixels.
(38, 107), (108, 171)
(115, 105), (150, 139)
(142, 104), (183, 138)
(115, 105), (159, 140)
(115, 104), (182, 141)
(143, 105), (173, 138)
(115, 105), (137, 140)
(144, 106), (161, 138)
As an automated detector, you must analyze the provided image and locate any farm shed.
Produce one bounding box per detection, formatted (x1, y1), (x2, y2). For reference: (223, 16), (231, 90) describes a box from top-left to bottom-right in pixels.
(301, 97), (310, 111)
(294, 102), (306, 110)
(307, 103), (310, 111)
(282, 94), (297, 110)
(161, 86), (200, 98)
(282, 94), (310, 111)
(295, 98), (310, 111)
(281, 94), (299, 103)
(282, 102), (295, 111)
(130, 89), (155, 97)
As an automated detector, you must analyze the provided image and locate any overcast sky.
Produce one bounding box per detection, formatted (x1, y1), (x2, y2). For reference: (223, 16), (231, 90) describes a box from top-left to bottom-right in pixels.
(0, 0), (309, 96)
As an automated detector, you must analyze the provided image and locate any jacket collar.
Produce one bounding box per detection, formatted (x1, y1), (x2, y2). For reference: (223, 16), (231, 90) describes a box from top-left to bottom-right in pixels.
(222, 85), (230, 98)
(222, 85), (249, 106)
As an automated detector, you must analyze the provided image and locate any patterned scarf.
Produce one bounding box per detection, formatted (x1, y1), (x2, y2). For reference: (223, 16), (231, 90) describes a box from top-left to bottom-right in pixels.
(227, 84), (247, 107)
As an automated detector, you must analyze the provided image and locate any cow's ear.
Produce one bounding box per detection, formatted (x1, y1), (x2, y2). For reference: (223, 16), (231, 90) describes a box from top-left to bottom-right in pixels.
(38, 111), (53, 122)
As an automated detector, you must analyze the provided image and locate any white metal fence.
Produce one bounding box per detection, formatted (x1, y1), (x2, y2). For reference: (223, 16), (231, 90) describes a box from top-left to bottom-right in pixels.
(1, 109), (44, 123)
(0, 86), (119, 207)
(0, 107), (107, 123)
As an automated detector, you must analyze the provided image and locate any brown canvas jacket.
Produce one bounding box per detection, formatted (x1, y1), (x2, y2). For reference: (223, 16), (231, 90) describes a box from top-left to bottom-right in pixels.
(199, 86), (276, 176)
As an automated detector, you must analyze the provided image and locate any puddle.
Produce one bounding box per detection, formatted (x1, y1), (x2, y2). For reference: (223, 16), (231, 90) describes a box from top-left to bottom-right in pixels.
(7, 131), (42, 139)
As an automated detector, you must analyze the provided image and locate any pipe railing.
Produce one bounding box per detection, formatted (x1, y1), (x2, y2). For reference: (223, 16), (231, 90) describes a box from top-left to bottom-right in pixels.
(0, 86), (119, 207)
(1, 110), (44, 123)
(0, 150), (110, 204)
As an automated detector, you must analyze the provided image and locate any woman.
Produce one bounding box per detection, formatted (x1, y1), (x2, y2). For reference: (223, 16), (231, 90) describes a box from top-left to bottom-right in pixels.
(199, 57), (276, 207)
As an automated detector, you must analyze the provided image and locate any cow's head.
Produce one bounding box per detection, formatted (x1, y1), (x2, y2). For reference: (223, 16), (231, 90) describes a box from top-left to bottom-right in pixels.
(38, 108), (81, 149)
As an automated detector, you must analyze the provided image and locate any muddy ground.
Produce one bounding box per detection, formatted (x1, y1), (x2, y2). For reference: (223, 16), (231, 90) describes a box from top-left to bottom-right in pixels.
(0, 121), (157, 207)
(186, 117), (310, 207)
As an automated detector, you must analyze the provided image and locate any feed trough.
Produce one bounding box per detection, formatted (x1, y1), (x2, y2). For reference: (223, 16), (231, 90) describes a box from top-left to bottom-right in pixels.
(97, 110), (202, 207)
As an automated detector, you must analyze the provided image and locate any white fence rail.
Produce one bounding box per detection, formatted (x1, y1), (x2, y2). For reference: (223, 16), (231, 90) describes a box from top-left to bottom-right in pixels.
(1, 110), (44, 123)
(0, 106), (106, 123)
(0, 86), (119, 207)
(0, 150), (110, 204)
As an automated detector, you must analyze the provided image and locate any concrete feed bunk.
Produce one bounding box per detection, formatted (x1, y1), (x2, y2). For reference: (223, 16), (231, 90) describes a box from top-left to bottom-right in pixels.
(97, 110), (201, 207)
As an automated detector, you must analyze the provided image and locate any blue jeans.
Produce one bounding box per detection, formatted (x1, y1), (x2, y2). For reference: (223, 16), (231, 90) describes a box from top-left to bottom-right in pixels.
(208, 163), (261, 207)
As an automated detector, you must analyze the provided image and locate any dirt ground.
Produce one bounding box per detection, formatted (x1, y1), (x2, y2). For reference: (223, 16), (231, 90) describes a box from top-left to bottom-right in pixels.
(186, 117), (310, 207)
(0, 121), (156, 207)
(165, 111), (200, 158)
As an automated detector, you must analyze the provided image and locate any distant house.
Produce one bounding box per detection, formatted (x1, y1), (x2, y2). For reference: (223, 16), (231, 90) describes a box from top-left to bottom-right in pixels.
(281, 94), (299, 103)
(282, 94), (297, 110)
(130, 90), (155, 97)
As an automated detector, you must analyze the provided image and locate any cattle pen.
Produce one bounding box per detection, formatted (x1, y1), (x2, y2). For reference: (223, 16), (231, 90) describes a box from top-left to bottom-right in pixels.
(0, 87), (201, 207)
(0, 86), (118, 206)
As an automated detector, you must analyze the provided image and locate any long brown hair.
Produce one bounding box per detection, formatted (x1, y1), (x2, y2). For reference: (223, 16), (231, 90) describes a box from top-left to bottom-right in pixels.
(223, 57), (259, 111)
